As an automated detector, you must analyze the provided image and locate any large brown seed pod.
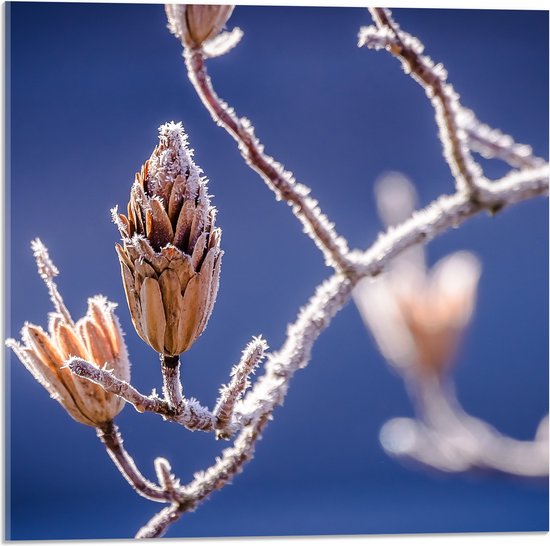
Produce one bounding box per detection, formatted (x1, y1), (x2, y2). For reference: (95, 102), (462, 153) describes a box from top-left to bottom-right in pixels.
(114, 122), (223, 357)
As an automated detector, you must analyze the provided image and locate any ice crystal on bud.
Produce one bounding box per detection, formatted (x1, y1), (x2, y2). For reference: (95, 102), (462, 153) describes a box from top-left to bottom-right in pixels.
(115, 122), (222, 357)
(7, 241), (130, 427)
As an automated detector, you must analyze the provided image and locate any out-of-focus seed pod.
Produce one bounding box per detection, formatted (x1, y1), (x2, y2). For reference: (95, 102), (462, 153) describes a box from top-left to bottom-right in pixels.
(393, 252), (481, 377)
(354, 173), (481, 379)
(7, 242), (130, 427)
(114, 122), (223, 357)
(165, 4), (234, 49)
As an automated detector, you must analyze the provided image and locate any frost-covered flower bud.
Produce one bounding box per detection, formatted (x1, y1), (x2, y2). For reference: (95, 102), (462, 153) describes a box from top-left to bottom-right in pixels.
(114, 122), (222, 357)
(7, 242), (130, 427)
(165, 4), (234, 49)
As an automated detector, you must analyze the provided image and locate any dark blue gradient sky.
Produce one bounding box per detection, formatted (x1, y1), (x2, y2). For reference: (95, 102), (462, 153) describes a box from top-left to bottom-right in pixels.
(5, 3), (549, 540)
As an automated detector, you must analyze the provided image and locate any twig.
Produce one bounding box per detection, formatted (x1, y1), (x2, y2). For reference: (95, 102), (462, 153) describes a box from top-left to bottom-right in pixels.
(459, 108), (547, 170)
(351, 165), (549, 276)
(365, 8), (485, 197)
(381, 378), (549, 477)
(136, 413), (270, 538)
(154, 457), (181, 494)
(183, 49), (355, 276)
(358, 28), (546, 171)
(31, 238), (74, 326)
(68, 357), (172, 414)
(135, 503), (182, 539)
(214, 336), (268, 437)
(68, 357), (216, 431)
(161, 354), (185, 413)
(97, 421), (171, 503)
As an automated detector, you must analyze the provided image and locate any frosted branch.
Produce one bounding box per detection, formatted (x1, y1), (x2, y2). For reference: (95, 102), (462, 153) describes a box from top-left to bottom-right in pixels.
(380, 379), (549, 477)
(154, 457), (181, 494)
(458, 108), (547, 170)
(364, 9), (485, 196)
(183, 49), (354, 275)
(97, 421), (172, 502)
(358, 27), (545, 171)
(161, 355), (185, 413)
(68, 357), (216, 431)
(30, 238), (74, 325)
(214, 336), (268, 437)
(136, 273), (352, 534)
(135, 503), (182, 539)
(351, 165), (549, 276)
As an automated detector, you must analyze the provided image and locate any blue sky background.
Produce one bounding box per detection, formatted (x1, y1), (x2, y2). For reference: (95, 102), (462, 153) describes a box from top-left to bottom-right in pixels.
(5, 3), (549, 540)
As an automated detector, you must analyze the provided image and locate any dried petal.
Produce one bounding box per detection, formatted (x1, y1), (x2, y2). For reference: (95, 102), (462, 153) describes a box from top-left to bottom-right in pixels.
(119, 260), (145, 342)
(168, 252), (195, 292)
(79, 318), (115, 366)
(167, 174), (186, 225)
(158, 269), (184, 356)
(205, 250), (223, 328)
(178, 274), (203, 351)
(146, 198), (174, 251)
(173, 199), (195, 251)
(140, 277), (167, 353)
(134, 259), (158, 295)
(24, 324), (64, 372)
(195, 247), (217, 335)
(54, 322), (90, 361)
(191, 232), (208, 271)
(188, 194), (207, 248)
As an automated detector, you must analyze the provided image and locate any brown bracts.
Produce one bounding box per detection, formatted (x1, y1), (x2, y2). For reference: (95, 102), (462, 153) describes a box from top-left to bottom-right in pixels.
(7, 240), (130, 427)
(165, 4), (234, 50)
(114, 122), (222, 357)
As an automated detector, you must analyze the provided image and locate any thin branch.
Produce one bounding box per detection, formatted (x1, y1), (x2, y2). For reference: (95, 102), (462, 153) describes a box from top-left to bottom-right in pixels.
(30, 238), (74, 325)
(180, 414), (270, 509)
(381, 378), (549, 477)
(154, 457), (181, 494)
(351, 165), (549, 276)
(97, 421), (172, 503)
(365, 8), (485, 196)
(136, 273), (351, 534)
(183, 49), (354, 276)
(458, 108), (547, 170)
(68, 357), (172, 414)
(214, 336), (268, 437)
(137, 413), (270, 538)
(135, 503), (182, 539)
(161, 354), (185, 412)
(68, 358), (216, 431)
(358, 28), (546, 171)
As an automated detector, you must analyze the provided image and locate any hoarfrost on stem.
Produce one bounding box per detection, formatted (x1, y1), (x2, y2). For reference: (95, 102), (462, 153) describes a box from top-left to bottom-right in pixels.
(10, 5), (549, 540)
